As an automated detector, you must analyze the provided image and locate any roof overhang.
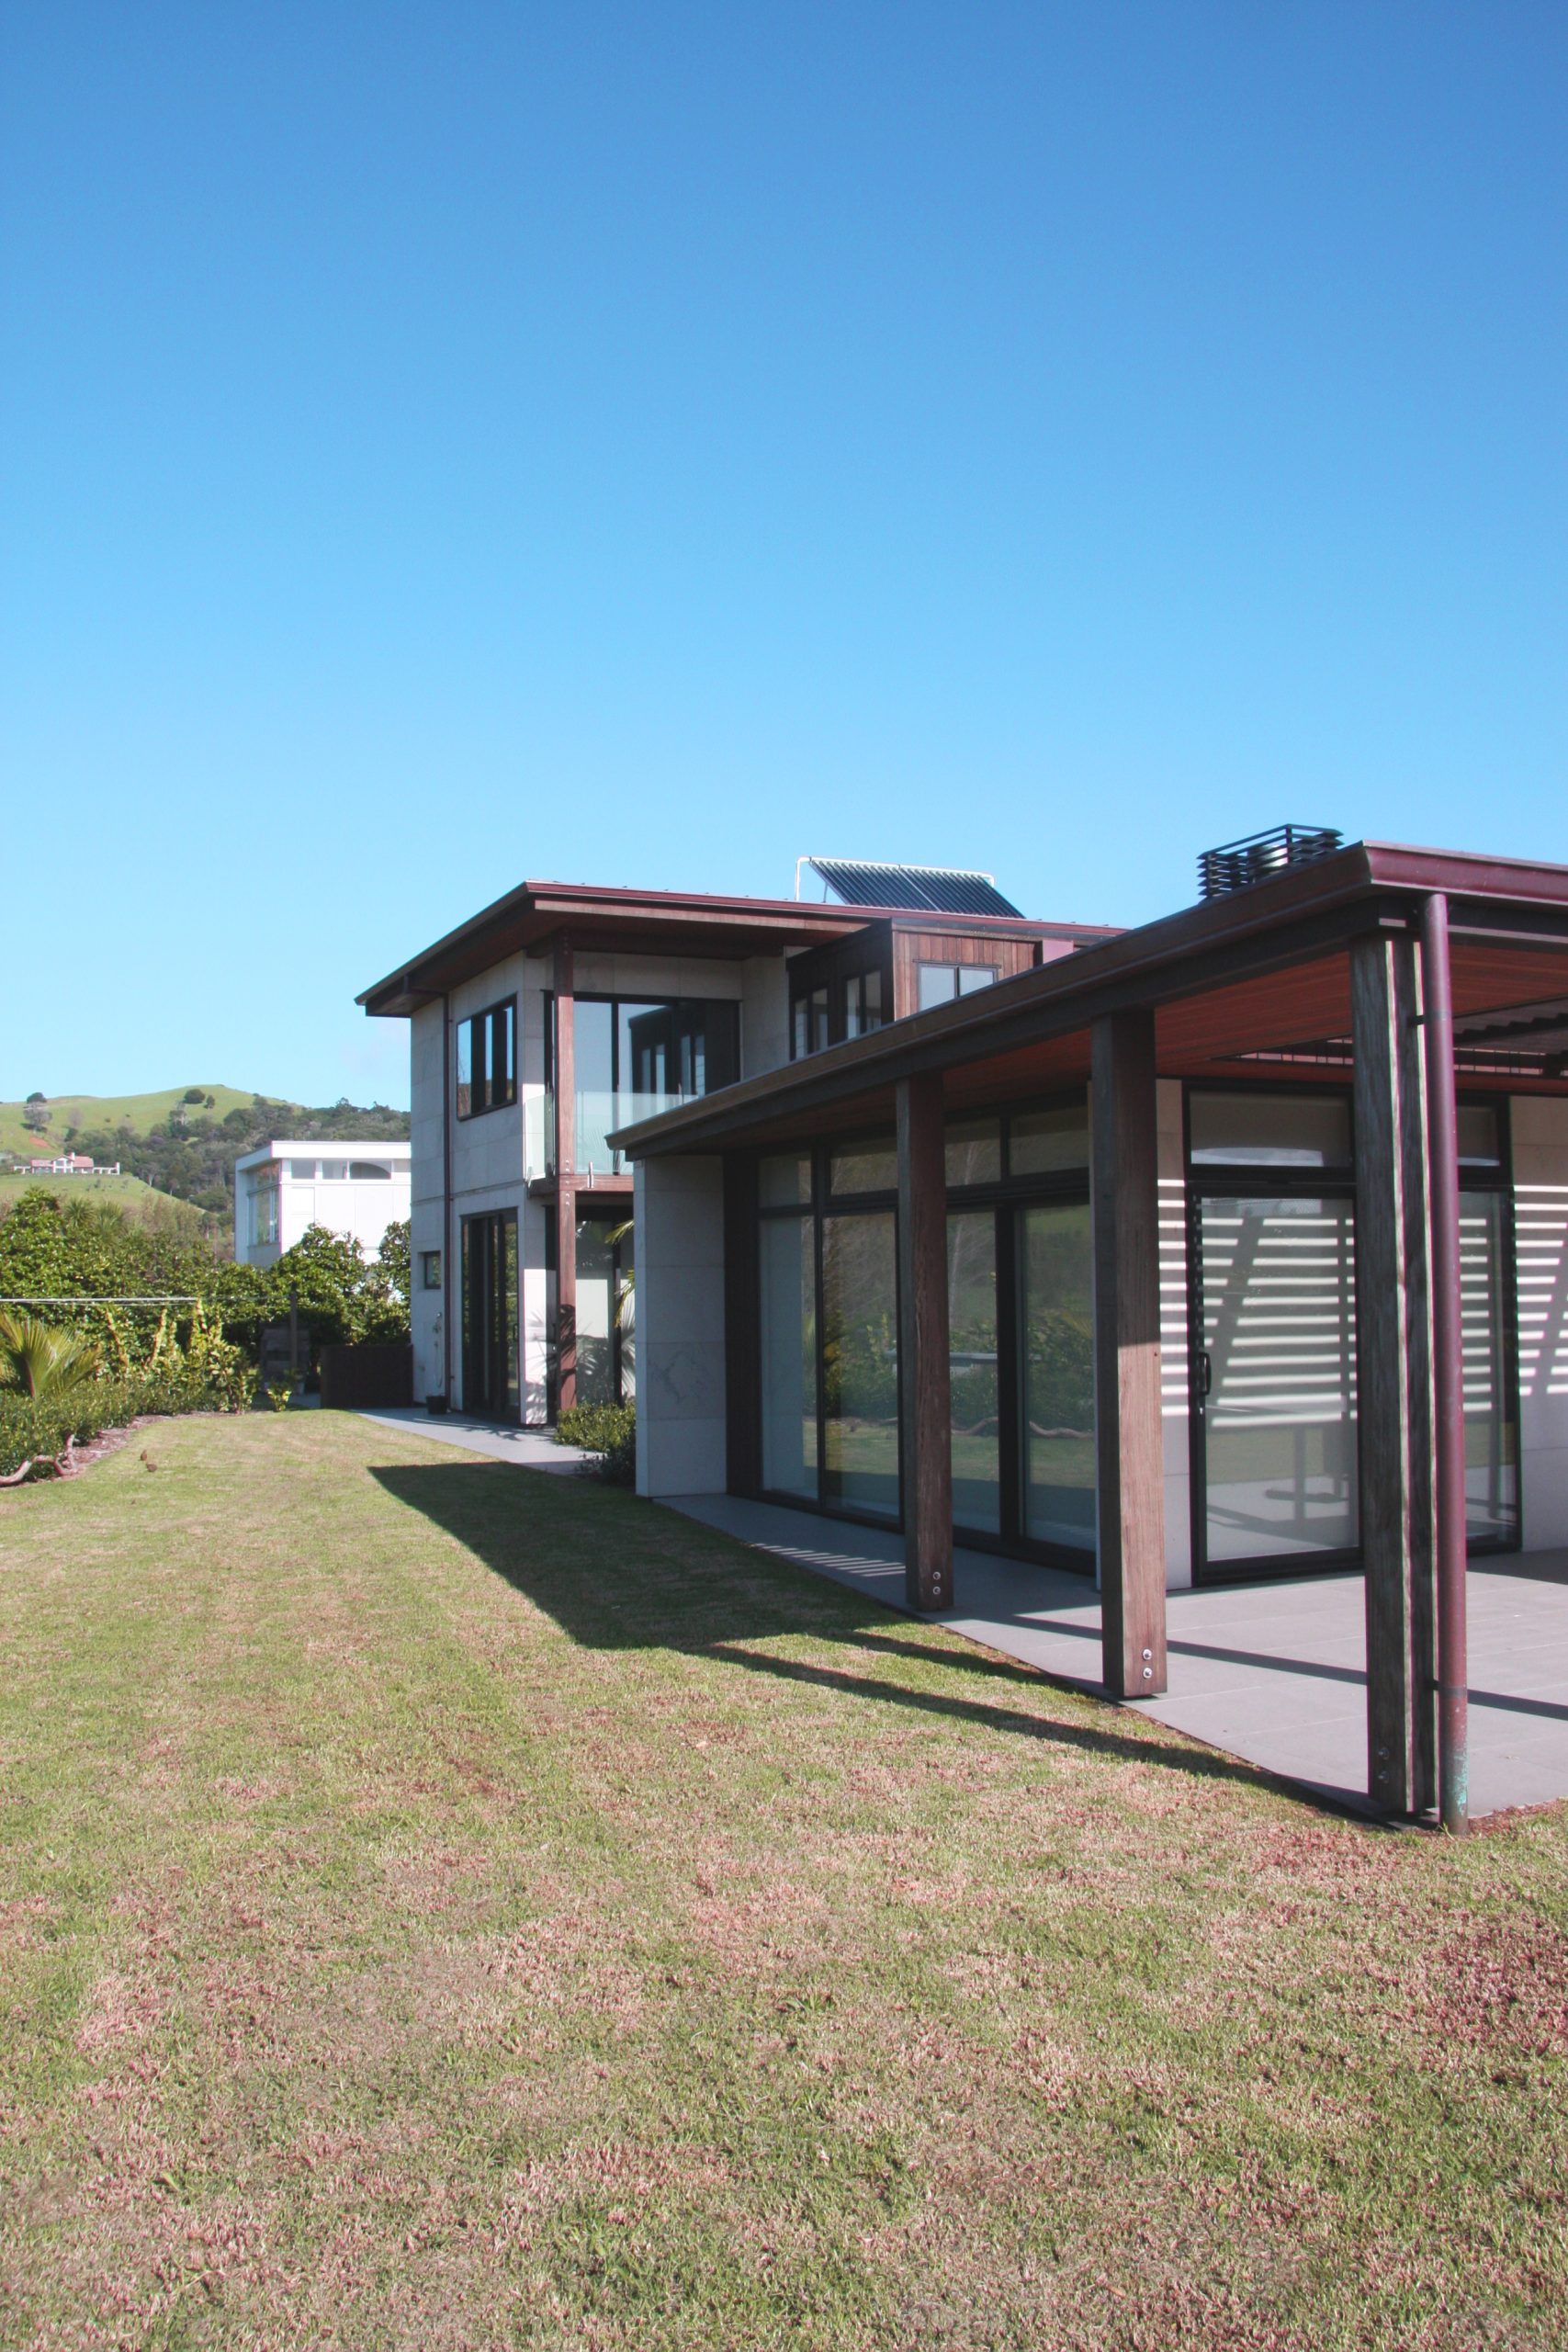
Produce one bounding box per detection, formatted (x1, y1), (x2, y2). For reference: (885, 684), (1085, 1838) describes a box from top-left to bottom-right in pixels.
(357, 879), (1111, 1016)
(610, 841), (1568, 1157)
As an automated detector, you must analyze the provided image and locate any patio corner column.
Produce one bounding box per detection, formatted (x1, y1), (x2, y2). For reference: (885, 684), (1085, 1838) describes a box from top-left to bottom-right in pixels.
(897, 1071), (953, 1611)
(555, 940), (577, 1418)
(1091, 1008), (1167, 1699)
(1350, 927), (1436, 1817)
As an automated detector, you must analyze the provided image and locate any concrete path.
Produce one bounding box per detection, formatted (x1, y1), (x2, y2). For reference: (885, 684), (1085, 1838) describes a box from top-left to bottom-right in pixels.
(669, 1494), (1568, 1820)
(358, 1406), (590, 1476)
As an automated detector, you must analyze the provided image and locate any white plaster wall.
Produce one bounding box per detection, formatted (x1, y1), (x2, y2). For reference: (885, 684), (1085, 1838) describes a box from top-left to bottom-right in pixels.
(741, 956), (791, 1076)
(634, 1155), (728, 1497)
(410, 1001), (446, 1399)
(1156, 1080), (1193, 1589)
(1512, 1095), (1568, 1552)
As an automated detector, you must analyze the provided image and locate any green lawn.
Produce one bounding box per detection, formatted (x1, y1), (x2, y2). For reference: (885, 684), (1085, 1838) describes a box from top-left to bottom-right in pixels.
(0, 1170), (197, 1223)
(2, 1415), (1565, 2350)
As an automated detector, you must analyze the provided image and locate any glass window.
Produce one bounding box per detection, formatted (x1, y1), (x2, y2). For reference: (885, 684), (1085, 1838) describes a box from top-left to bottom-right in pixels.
(421, 1250), (443, 1290)
(759, 1152), (812, 1207)
(918, 962), (957, 1012)
(1458, 1104), (1503, 1170)
(957, 965), (999, 996)
(821, 1213), (899, 1519)
(792, 986), (831, 1059)
(948, 1211), (1000, 1533)
(829, 1136), (897, 1194)
(321, 1159), (347, 1182)
(945, 1118), (1002, 1189)
(1189, 1090), (1350, 1170)
(250, 1180), (278, 1248)
(1010, 1104), (1089, 1176)
(349, 1160), (391, 1181)
(288, 1159), (317, 1180)
(760, 1215), (818, 1498)
(457, 999), (517, 1119)
(1019, 1201), (1096, 1554)
(843, 967), (886, 1040)
(1459, 1192), (1518, 1545)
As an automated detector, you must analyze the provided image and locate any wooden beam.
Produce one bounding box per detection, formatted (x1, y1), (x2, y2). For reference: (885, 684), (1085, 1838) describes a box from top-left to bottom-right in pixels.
(554, 942), (577, 1417)
(1351, 933), (1436, 1815)
(1091, 1010), (1167, 1699)
(897, 1073), (953, 1611)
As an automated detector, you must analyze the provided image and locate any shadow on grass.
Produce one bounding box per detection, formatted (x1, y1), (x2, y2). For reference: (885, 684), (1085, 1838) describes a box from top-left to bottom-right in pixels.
(369, 1458), (1296, 1803)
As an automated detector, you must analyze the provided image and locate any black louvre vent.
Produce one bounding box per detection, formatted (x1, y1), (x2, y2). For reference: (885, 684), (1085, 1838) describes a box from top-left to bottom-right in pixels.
(1198, 825), (1343, 900)
(807, 858), (1023, 917)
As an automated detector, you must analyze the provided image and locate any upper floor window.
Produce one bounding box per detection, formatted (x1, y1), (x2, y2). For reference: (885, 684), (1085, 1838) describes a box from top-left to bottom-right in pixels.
(792, 987), (830, 1060)
(250, 1177), (279, 1248)
(918, 961), (999, 1012)
(843, 968), (885, 1040)
(457, 998), (517, 1119)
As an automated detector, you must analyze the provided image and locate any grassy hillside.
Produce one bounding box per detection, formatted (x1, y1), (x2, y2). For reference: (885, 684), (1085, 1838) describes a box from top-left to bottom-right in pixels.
(0, 1086), (254, 1158)
(0, 1170), (207, 1234)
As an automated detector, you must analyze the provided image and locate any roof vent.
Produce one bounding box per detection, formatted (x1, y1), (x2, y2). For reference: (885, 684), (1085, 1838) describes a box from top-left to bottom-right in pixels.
(797, 857), (1023, 917)
(1198, 824), (1342, 901)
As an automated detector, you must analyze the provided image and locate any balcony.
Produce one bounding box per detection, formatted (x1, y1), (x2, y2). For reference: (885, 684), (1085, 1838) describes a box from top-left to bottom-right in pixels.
(525, 1087), (690, 1184)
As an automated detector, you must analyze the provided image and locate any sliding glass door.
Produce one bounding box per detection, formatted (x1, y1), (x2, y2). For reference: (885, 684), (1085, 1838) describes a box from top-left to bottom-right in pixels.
(1018, 1202), (1097, 1558)
(461, 1210), (519, 1420)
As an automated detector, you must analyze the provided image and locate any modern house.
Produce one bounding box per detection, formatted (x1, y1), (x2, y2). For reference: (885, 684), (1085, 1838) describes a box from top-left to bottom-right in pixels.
(362, 831), (1568, 1821)
(234, 1140), (412, 1268)
(357, 865), (1108, 1426)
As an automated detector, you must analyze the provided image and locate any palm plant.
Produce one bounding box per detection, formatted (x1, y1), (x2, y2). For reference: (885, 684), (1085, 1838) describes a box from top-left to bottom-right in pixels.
(0, 1311), (103, 1404)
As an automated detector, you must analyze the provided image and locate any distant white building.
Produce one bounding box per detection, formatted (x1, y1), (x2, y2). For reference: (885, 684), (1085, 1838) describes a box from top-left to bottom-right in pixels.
(234, 1141), (412, 1268)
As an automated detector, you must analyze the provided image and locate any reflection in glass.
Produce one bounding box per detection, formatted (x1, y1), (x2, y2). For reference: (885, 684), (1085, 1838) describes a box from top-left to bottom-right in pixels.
(1019, 1203), (1096, 1554)
(945, 1119), (1002, 1189)
(1189, 1091), (1351, 1170)
(1199, 1195), (1358, 1563)
(760, 1216), (818, 1498)
(575, 1216), (633, 1407)
(1010, 1104), (1089, 1176)
(822, 1213), (899, 1518)
(1460, 1193), (1517, 1545)
(947, 1212), (1000, 1532)
(829, 1137), (897, 1195)
(759, 1152), (812, 1207)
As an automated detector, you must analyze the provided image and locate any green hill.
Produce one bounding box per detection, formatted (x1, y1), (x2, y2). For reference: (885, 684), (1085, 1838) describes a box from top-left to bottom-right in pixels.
(0, 1170), (207, 1235)
(0, 1085), (255, 1159)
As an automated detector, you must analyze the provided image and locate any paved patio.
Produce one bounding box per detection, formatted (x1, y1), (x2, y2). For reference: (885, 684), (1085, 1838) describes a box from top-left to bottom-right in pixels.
(361, 1406), (589, 1474)
(669, 1496), (1568, 1820)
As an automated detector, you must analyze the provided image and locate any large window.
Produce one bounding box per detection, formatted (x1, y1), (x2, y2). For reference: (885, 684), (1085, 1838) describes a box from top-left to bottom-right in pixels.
(568, 995), (739, 1174)
(1184, 1083), (1518, 1580)
(457, 999), (517, 1119)
(789, 961), (889, 1059)
(753, 1098), (1094, 1562)
(250, 1174), (279, 1248)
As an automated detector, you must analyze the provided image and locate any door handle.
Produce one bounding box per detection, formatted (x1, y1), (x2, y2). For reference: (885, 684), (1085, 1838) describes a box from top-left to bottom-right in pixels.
(1198, 1350), (1213, 1401)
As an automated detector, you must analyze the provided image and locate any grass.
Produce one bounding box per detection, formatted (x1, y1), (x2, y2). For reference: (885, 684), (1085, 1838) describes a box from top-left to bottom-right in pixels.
(0, 1170), (197, 1222)
(2, 1414), (1566, 2350)
(0, 1088), (254, 1159)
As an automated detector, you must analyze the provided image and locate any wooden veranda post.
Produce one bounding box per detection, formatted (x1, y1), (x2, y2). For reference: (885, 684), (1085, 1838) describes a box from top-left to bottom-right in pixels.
(1350, 929), (1437, 1816)
(897, 1072), (953, 1611)
(554, 940), (578, 1417)
(1090, 1009), (1168, 1698)
(1421, 893), (1471, 1836)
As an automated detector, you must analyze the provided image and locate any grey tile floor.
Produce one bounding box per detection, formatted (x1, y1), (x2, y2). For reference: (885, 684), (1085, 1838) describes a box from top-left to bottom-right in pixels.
(668, 1495), (1568, 1820)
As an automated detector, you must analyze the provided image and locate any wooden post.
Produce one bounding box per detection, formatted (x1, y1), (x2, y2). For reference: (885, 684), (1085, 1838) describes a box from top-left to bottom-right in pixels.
(555, 942), (577, 1418)
(1091, 1009), (1167, 1698)
(1351, 930), (1436, 1816)
(1420, 894), (1470, 1835)
(897, 1072), (953, 1611)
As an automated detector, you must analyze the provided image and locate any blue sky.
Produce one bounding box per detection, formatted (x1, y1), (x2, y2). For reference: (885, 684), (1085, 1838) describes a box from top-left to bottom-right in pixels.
(4, 3), (1564, 1110)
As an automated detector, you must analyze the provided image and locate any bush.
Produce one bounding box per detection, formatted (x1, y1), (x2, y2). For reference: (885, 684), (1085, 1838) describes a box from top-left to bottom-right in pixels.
(555, 1400), (637, 1487)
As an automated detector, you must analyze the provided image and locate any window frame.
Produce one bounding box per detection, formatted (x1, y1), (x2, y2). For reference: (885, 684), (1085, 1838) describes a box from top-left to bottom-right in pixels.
(456, 996), (518, 1121)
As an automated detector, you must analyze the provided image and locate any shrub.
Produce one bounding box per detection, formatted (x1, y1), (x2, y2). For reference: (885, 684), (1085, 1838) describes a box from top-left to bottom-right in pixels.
(556, 1400), (637, 1487)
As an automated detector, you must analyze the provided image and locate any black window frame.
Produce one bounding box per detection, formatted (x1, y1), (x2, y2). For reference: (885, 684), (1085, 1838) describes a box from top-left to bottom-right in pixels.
(456, 996), (517, 1121)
